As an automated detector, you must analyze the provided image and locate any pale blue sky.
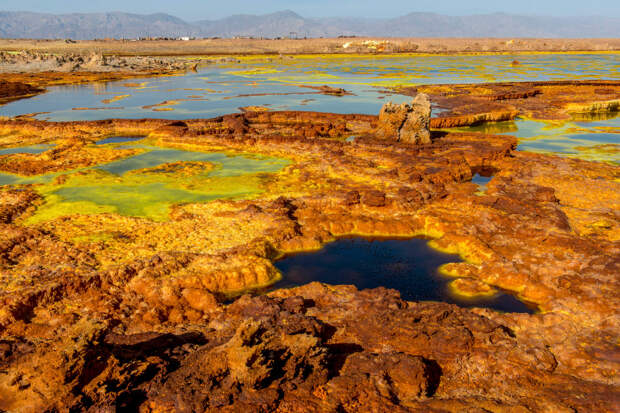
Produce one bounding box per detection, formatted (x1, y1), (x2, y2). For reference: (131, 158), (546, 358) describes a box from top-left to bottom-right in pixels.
(0, 0), (618, 20)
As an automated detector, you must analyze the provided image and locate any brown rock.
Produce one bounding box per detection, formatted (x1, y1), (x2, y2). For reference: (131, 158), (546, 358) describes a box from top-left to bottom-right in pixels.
(376, 94), (431, 144)
(362, 190), (387, 207)
(403, 80), (620, 126)
(335, 351), (436, 402)
(0, 80), (43, 103)
(182, 288), (218, 313)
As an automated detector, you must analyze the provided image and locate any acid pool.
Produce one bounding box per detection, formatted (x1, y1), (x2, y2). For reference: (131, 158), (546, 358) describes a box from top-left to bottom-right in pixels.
(95, 136), (145, 145)
(0, 142), (290, 222)
(0, 144), (55, 155)
(272, 237), (535, 313)
(470, 166), (497, 195)
(451, 113), (620, 164)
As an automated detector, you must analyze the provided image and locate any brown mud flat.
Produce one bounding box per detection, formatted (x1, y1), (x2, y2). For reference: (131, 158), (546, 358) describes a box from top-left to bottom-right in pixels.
(0, 107), (618, 411)
(1, 37), (620, 56)
(0, 80), (43, 105)
(399, 80), (620, 127)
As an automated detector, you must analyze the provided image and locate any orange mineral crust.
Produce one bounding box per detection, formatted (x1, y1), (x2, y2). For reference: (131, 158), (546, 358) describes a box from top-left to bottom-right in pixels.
(0, 104), (618, 411)
(399, 80), (620, 127)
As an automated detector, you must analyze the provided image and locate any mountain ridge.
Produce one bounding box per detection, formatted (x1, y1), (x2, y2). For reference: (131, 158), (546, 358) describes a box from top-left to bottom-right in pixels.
(0, 10), (618, 39)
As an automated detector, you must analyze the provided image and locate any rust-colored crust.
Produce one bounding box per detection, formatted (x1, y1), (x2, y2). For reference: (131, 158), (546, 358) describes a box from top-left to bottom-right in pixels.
(0, 107), (618, 411)
(398, 80), (620, 127)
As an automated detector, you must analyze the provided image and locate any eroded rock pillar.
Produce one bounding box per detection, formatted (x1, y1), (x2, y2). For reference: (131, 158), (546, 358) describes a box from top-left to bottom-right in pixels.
(376, 93), (431, 144)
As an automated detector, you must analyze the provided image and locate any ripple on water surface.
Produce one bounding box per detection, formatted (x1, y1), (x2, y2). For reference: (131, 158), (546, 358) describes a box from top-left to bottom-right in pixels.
(273, 237), (535, 313)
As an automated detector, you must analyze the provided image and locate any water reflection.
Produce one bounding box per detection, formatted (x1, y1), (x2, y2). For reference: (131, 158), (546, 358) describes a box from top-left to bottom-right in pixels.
(452, 114), (620, 163)
(0, 144), (55, 155)
(2, 53), (618, 121)
(95, 136), (145, 145)
(272, 237), (535, 313)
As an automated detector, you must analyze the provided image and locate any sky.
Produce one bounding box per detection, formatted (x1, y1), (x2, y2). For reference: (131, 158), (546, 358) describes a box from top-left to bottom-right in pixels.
(0, 0), (618, 20)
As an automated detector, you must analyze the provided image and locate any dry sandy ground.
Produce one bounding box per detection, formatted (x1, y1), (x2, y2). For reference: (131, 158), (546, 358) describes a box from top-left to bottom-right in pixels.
(0, 37), (619, 56)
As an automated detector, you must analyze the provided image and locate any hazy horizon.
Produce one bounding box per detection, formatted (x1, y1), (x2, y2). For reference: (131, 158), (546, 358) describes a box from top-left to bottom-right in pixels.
(1, 0), (619, 20)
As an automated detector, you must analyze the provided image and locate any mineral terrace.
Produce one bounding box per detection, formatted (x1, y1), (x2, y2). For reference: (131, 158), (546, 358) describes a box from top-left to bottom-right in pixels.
(0, 58), (618, 413)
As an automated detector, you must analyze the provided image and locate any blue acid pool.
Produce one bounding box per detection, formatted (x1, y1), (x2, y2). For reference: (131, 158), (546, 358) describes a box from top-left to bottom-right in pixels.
(272, 237), (536, 313)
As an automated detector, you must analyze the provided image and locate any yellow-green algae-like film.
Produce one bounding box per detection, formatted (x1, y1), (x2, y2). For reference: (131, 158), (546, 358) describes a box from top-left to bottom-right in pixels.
(217, 53), (620, 88)
(447, 113), (620, 164)
(1, 142), (291, 224)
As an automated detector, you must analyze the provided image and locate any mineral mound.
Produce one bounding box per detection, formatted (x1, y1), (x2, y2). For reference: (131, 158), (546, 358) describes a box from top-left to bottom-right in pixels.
(376, 94), (431, 144)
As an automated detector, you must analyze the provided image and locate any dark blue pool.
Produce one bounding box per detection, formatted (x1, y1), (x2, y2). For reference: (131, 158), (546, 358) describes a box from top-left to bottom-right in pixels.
(273, 237), (535, 313)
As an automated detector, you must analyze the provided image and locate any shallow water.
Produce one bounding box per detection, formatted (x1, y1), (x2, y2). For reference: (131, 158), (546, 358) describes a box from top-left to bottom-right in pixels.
(273, 237), (535, 313)
(471, 173), (493, 195)
(98, 144), (289, 176)
(0, 143), (290, 222)
(1, 54), (612, 309)
(2, 53), (618, 122)
(0, 144), (55, 155)
(2, 53), (617, 161)
(453, 114), (620, 163)
(471, 174), (492, 186)
(0, 168), (59, 186)
(95, 136), (145, 145)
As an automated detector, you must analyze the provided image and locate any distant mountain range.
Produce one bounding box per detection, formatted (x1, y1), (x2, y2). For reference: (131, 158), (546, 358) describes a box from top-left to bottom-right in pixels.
(0, 10), (619, 39)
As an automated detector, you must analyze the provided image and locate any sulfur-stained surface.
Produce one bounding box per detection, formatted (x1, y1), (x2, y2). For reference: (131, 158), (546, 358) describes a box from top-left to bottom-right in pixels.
(3, 55), (618, 163)
(401, 80), (620, 125)
(23, 144), (290, 223)
(218, 53), (620, 87)
(0, 56), (619, 412)
(0, 143), (55, 155)
(0, 106), (618, 412)
(0, 133), (290, 222)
